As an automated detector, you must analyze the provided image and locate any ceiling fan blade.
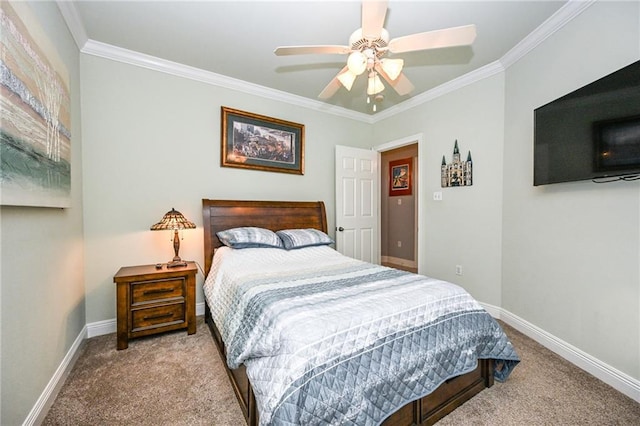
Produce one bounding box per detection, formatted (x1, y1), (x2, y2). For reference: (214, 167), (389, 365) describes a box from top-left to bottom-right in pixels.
(375, 64), (414, 96)
(274, 45), (351, 56)
(319, 66), (350, 100)
(388, 24), (477, 54)
(361, 0), (388, 40)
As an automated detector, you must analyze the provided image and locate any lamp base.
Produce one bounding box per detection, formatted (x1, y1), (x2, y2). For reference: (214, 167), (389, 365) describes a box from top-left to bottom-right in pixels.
(166, 260), (188, 268)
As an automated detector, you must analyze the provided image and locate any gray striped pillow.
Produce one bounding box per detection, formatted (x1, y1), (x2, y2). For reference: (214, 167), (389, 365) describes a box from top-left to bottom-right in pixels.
(276, 228), (334, 250)
(217, 227), (283, 249)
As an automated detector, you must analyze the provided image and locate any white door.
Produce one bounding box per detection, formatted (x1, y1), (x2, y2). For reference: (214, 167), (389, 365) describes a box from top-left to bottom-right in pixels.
(335, 145), (379, 263)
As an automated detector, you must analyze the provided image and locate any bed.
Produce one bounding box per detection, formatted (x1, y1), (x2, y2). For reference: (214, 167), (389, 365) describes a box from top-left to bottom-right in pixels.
(202, 199), (519, 426)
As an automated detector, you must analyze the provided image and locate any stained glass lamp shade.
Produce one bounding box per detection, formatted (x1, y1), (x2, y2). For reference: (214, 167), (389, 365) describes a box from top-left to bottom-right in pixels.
(150, 208), (196, 268)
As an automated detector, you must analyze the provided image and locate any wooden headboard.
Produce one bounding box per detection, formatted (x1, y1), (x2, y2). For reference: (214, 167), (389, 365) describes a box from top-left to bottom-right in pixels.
(202, 199), (328, 276)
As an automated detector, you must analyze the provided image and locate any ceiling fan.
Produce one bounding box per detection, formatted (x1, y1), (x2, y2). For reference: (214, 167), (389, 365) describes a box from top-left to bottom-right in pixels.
(274, 1), (476, 109)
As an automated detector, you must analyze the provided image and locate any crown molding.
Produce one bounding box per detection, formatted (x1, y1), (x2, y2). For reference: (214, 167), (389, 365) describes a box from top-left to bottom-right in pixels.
(81, 39), (374, 124)
(372, 60), (505, 122)
(500, 0), (596, 69)
(56, 0), (371, 122)
(60, 0), (592, 124)
(55, 0), (88, 50)
(374, 0), (595, 122)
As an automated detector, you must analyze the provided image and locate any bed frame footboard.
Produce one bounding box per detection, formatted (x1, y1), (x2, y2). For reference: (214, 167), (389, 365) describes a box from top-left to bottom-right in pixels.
(205, 304), (493, 426)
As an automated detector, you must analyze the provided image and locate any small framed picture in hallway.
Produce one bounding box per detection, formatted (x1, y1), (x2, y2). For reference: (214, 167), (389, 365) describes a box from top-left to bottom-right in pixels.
(389, 158), (412, 196)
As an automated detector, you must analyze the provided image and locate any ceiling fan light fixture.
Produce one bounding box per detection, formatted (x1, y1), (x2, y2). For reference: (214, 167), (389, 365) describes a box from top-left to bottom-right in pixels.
(274, 1), (477, 112)
(347, 51), (367, 75)
(380, 58), (404, 81)
(337, 70), (357, 91)
(367, 72), (384, 96)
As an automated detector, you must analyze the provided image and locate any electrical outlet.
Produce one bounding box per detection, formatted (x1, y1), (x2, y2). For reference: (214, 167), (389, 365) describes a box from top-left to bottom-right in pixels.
(433, 191), (443, 201)
(397, 240), (402, 248)
(455, 265), (463, 276)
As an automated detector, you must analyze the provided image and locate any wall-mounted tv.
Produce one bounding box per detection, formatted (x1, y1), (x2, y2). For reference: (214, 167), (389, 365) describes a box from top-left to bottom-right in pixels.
(534, 60), (640, 185)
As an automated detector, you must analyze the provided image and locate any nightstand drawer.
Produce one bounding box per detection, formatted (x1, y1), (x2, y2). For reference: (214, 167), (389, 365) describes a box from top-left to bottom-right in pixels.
(114, 262), (197, 349)
(132, 303), (185, 331)
(131, 278), (184, 304)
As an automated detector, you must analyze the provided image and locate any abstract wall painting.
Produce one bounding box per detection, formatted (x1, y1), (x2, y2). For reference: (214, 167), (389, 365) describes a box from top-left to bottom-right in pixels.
(1, 1), (71, 208)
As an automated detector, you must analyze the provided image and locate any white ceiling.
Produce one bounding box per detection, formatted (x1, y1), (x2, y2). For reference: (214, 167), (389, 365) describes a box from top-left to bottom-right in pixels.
(66, 1), (573, 117)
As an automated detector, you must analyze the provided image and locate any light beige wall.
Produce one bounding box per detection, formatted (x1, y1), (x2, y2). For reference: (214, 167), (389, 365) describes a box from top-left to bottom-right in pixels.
(0, 1), (84, 424)
(4, 4), (639, 425)
(373, 74), (506, 306)
(373, 0), (640, 384)
(502, 1), (640, 379)
(80, 55), (373, 323)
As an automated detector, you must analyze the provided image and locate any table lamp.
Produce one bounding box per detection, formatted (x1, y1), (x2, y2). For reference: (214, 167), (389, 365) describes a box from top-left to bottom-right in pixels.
(150, 208), (196, 268)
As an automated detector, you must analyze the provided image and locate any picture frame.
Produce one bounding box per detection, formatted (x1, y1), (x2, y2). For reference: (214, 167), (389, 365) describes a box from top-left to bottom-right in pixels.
(389, 158), (412, 196)
(1, 1), (71, 208)
(221, 107), (304, 175)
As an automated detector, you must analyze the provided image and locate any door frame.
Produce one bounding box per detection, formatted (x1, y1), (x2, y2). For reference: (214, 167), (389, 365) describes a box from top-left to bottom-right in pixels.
(374, 133), (423, 274)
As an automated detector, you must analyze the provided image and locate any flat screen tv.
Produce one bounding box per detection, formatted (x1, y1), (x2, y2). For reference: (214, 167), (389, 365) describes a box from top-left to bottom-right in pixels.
(534, 59), (640, 185)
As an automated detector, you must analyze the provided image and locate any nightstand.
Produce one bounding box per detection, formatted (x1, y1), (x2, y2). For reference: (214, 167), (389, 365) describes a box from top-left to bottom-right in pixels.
(113, 262), (197, 350)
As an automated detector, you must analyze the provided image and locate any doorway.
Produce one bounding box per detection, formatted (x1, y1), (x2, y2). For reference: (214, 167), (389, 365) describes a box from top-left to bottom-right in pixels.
(374, 133), (424, 273)
(380, 143), (418, 273)
(335, 134), (423, 271)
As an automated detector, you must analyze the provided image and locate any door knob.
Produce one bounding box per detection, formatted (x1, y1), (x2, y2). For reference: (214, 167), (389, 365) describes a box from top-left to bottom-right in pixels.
(338, 227), (344, 232)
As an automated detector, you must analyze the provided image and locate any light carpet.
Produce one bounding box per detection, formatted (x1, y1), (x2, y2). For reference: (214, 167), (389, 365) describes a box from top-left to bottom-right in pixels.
(43, 317), (640, 425)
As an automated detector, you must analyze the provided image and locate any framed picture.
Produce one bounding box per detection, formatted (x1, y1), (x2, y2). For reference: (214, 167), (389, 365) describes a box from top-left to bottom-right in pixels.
(389, 158), (412, 196)
(1, 1), (71, 208)
(221, 107), (304, 175)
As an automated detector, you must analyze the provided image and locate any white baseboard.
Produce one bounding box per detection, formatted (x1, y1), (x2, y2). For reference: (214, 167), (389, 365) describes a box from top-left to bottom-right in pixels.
(25, 302), (207, 425)
(26, 302), (639, 425)
(23, 325), (87, 426)
(86, 318), (116, 338)
(480, 302), (640, 403)
(381, 255), (417, 269)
